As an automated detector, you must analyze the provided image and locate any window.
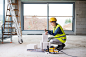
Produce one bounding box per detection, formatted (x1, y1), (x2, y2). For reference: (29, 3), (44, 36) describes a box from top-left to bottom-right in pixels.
(23, 3), (74, 31)
(0, 0), (3, 34)
(49, 4), (73, 30)
(24, 4), (47, 30)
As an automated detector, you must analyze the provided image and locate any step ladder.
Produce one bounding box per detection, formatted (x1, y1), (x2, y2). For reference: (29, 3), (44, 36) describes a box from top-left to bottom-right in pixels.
(1, 0), (23, 44)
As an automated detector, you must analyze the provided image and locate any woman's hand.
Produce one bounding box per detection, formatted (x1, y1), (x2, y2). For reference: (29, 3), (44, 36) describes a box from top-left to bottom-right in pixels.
(45, 31), (48, 35)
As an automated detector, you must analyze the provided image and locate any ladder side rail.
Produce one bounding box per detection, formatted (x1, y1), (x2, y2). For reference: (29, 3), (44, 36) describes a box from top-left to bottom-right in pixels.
(9, 0), (23, 44)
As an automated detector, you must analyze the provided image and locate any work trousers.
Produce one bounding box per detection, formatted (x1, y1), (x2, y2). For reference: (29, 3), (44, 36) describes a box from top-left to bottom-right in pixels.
(48, 37), (62, 45)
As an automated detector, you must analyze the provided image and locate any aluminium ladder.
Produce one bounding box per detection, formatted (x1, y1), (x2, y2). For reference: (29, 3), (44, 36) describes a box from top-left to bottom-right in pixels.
(2, 0), (23, 44)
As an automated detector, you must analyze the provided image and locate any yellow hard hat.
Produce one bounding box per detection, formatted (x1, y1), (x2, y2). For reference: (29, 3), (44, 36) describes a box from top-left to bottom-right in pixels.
(49, 17), (57, 22)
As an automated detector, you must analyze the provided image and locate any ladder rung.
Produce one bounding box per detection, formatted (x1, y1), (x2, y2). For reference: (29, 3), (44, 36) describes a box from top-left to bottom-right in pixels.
(3, 34), (17, 35)
(3, 32), (17, 33)
(5, 21), (13, 22)
(16, 15), (19, 17)
(14, 9), (19, 11)
(4, 24), (11, 25)
(11, 3), (18, 5)
(6, 15), (12, 17)
(3, 36), (11, 38)
(12, 32), (17, 33)
(7, 9), (19, 11)
(6, 15), (19, 17)
(5, 27), (15, 29)
(3, 32), (11, 33)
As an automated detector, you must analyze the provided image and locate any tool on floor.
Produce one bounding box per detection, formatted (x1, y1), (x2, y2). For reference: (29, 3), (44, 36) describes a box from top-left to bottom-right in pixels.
(44, 46), (77, 57)
(44, 46), (59, 54)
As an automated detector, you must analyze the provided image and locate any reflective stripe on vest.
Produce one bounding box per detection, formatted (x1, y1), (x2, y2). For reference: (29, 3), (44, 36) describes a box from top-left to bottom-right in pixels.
(53, 24), (66, 43)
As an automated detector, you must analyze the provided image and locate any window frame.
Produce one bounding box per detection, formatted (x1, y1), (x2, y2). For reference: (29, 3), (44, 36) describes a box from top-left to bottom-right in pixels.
(0, 0), (5, 35)
(21, 2), (75, 34)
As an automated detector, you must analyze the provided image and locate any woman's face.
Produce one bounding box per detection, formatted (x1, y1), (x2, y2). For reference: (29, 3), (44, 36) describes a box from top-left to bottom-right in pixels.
(50, 22), (55, 26)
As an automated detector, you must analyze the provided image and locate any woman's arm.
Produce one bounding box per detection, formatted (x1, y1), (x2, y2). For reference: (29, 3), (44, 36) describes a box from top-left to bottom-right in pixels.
(48, 27), (62, 36)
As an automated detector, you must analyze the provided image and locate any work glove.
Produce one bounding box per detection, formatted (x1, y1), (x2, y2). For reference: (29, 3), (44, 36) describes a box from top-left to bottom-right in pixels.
(48, 37), (54, 42)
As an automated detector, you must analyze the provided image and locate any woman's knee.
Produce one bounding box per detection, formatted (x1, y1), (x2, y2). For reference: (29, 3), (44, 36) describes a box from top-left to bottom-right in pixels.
(50, 40), (54, 44)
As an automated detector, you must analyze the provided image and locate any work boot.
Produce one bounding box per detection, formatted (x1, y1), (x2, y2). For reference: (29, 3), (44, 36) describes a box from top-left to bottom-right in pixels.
(58, 45), (63, 51)
(57, 43), (65, 51)
(62, 43), (65, 48)
(55, 45), (60, 49)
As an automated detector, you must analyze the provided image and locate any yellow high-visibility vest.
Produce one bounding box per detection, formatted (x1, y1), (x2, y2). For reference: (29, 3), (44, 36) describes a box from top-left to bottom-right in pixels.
(53, 24), (66, 43)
